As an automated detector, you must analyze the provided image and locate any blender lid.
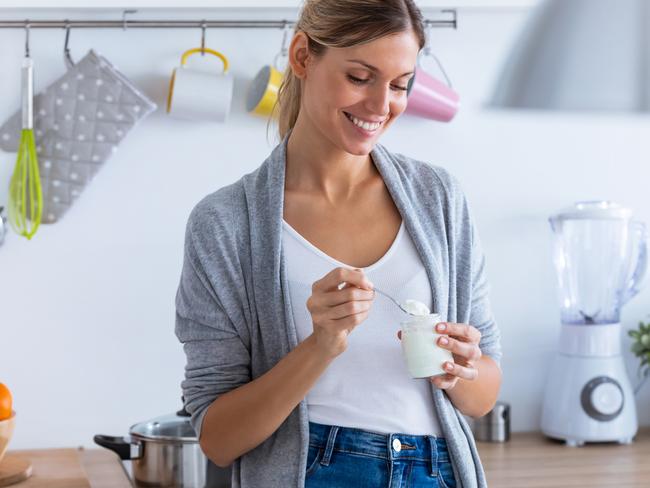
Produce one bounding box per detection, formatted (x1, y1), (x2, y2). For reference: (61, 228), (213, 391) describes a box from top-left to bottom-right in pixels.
(129, 412), (198, 442)
(551, 200), (632, 221)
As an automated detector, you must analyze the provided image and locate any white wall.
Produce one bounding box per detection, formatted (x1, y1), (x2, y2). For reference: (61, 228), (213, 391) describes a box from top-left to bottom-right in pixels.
(0, 5), (648, 450)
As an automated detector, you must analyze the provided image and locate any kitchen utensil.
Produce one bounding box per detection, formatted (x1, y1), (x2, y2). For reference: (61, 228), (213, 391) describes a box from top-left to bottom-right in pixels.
(167, 47), (233, 122)
(94, 404), (231, 488)
(405, 21), (460, 122)
(0, 49), (156, 224)
(0, 207), (7, 246)
(473, 401), (510, 442)
(541, 201), (647, 446)
(247, 65), (283, 118)
(8, 25), (42, 239)
(246, 23), (291, 117)
(0, 455), (32, 487)
(373, 287), (415, 315)
(405, 67), (460, 122)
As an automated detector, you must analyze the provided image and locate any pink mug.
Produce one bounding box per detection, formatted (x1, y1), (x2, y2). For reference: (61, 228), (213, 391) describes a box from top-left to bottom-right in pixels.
(405, 68), (460, 122)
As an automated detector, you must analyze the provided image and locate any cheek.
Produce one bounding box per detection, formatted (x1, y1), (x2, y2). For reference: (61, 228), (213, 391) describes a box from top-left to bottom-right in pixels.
(390, 95), (409, 117)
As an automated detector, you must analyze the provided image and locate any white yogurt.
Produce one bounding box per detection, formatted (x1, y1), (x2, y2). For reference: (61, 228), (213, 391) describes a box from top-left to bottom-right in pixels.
(400, 300), (454, 378)
(402, 299), (431, 316)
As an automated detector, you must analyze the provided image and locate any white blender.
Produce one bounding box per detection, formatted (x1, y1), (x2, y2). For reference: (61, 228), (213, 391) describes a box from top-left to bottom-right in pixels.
(541, 201), (647, 446)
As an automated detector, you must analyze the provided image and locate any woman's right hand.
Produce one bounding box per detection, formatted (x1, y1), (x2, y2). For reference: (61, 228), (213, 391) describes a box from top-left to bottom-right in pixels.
(306, 267), (375, 359)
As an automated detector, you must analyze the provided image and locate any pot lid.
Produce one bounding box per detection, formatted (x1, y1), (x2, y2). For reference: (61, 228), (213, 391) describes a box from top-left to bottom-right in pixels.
(550, 200), (632, 221)
(129, 412), (197, 442)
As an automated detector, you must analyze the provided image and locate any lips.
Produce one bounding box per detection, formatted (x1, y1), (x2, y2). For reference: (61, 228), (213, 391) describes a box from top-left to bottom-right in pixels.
(343, 111), (387, 131)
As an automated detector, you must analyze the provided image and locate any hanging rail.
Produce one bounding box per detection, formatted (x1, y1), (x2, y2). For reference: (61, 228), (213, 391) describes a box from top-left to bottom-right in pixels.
(0, 11), (457, 30)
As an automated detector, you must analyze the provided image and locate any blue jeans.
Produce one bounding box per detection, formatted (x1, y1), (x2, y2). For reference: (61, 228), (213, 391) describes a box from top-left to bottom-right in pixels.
(306, 422), (457, 488)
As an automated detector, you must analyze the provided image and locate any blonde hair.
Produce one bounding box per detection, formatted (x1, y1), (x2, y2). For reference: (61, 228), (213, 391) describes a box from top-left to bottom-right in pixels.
(272, 0), (426, 140)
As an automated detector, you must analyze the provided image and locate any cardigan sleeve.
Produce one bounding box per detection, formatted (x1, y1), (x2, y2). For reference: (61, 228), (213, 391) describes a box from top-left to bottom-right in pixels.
(467, 215), (503, 367)
(174, 197), (251, 440)
(440, 168), (503, 368)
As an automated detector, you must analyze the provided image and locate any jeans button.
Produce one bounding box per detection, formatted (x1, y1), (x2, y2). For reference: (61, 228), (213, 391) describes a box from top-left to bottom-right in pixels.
(392, 438), (402, 452)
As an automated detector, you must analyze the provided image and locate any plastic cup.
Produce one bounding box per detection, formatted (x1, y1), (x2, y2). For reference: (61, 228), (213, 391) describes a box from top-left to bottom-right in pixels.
(400, 313), (454, 378)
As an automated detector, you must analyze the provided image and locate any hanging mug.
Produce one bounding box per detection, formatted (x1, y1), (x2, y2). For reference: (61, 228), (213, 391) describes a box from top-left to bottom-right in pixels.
(246, 24), (291, 118)
(167, 48), (233, 122)
(405, 50), (460, 122)
(246, 64), (284, 117)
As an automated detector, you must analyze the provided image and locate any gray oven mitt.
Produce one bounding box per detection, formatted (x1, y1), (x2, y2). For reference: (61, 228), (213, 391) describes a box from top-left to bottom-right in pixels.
(0, 49), (156, 223)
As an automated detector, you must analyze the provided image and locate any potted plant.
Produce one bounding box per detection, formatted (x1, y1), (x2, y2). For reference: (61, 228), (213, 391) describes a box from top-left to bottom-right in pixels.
(628, 320), (650, 394)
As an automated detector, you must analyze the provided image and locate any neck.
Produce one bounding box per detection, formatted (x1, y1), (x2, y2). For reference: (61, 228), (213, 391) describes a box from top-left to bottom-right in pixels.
(285, 113), (377, 203)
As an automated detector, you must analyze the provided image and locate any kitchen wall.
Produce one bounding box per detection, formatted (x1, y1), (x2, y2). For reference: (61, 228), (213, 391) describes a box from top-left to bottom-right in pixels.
(1, 4), (649, 450)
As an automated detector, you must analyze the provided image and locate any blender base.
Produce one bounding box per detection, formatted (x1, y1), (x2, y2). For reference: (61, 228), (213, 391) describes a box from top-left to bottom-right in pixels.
(540, 323), (638, 446)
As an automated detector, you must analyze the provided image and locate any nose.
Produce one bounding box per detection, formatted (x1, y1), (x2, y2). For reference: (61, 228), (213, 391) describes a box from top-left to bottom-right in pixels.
(365, 83), (391, 118)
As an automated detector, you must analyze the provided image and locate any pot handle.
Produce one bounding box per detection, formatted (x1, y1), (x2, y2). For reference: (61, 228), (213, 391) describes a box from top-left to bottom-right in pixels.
(94, 435), (141, 460)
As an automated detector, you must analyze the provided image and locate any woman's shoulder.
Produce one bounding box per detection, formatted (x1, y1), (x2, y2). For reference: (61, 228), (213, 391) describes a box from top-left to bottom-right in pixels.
(376, 144), (466, 200)
(184, 178), (249, 252)
(188, 181), (243, 229)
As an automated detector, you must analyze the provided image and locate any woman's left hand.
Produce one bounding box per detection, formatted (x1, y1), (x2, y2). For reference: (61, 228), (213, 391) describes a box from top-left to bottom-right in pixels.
(430, 322), (482, 389)
(397, 322), (482, 390)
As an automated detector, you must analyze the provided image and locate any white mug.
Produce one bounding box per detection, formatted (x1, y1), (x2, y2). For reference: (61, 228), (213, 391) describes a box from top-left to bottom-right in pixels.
(167, 48), (233, 122)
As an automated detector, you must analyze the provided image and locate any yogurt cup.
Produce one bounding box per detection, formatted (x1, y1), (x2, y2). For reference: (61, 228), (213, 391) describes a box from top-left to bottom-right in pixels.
(400, 313), (454, 378)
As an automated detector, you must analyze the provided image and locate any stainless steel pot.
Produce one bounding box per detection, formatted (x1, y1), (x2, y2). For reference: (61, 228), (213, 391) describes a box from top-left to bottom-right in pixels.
(94, 405), (231, 487)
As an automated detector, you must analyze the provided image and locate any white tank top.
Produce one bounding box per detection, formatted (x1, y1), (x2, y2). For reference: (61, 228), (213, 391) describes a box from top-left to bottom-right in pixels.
(282, 219), (442, 435)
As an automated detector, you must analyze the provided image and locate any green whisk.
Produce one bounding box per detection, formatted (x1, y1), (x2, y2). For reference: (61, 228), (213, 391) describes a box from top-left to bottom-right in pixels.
(8, 23), (43, 240)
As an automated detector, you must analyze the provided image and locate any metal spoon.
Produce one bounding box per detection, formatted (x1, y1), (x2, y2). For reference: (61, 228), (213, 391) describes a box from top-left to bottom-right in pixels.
(372, 287), (415, 315)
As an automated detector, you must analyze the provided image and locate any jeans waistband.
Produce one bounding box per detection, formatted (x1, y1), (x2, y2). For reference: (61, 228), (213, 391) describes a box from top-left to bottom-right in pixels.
(308, 421), (450, 475)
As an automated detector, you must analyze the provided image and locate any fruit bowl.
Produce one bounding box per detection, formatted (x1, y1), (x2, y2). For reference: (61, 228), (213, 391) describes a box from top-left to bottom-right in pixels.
(0, 411), (16, 464)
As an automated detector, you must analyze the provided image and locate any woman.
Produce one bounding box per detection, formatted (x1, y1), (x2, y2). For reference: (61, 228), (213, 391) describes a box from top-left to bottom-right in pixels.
(175, 0), (502, 487)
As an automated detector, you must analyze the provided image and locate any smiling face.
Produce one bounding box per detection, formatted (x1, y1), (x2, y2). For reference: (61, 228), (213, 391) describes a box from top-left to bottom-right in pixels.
(291, 30), (421, 156)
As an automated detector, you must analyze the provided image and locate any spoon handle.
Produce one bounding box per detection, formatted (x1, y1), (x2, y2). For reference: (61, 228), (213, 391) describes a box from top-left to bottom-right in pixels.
(373, 287), (412, 315)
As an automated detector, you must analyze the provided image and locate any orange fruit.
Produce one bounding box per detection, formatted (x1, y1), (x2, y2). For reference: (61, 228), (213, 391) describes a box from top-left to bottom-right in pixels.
(0, 383), (12, 420)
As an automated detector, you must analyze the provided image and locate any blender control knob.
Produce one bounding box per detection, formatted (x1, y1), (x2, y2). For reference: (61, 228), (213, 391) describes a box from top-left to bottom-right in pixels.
(580, 376), (624, 421)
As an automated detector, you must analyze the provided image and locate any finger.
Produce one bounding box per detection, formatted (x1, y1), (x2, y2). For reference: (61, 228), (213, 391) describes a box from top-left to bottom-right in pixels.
(321, 286), (375, 307)
(327, 299), (372, 320)
(437, 336), (483, 362)
(314, 267), (373, 293)
(436, 322), (481, 344)
(430, 374), (458, 389)
(333, 310), (370, 333)
(442, 360), (478, 381)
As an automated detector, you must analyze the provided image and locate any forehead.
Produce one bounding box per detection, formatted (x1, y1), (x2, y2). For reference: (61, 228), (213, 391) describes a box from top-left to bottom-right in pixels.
(326, 31), (420, 75)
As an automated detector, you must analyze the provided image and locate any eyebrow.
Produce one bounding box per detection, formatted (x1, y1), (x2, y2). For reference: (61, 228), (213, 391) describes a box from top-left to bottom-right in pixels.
(346, 59), (414, 78)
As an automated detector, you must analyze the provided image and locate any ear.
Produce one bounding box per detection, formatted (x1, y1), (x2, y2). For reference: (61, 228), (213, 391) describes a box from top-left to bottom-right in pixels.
(288, 30), (311, 80)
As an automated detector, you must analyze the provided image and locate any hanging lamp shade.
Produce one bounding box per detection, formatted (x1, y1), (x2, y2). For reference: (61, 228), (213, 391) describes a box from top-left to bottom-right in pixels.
(489, 0), (650, 112)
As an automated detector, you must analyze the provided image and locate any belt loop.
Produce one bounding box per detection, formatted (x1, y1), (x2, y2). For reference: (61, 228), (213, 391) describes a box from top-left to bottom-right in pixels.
(428, 436), (438, 476)
(321, 425), (339, 466)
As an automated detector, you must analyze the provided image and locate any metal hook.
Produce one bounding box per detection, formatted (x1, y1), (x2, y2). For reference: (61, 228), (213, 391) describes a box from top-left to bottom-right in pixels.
(442, 9), (458, 30)
(24, 20), (30, 58)
(273, 20), (292, 70)
(419, 19), (453, 88)
(280, 20), (291, 57)
(122, 9), (137, 31)
(64, 20), (75, 68)
(200, 20), (207, 55)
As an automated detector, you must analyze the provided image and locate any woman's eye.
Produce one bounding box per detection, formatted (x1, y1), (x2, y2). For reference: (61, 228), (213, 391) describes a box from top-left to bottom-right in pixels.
(347, 75), (370, 84)
(347, 74), (407, 92)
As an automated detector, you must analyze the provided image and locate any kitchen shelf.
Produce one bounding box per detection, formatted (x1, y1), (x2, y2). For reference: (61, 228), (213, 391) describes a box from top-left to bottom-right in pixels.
(0, 0), (538, 9)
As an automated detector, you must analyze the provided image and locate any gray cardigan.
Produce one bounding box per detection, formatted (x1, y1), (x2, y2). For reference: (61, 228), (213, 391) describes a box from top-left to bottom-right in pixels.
(175, 132), (502, 488)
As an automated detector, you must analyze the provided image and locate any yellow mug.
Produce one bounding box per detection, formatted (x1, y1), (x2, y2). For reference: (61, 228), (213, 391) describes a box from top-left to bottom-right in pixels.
(246, 64), (284, 118)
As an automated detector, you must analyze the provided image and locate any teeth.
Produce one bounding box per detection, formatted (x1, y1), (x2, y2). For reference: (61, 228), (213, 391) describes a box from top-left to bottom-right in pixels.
(346, 113), (383, 131)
